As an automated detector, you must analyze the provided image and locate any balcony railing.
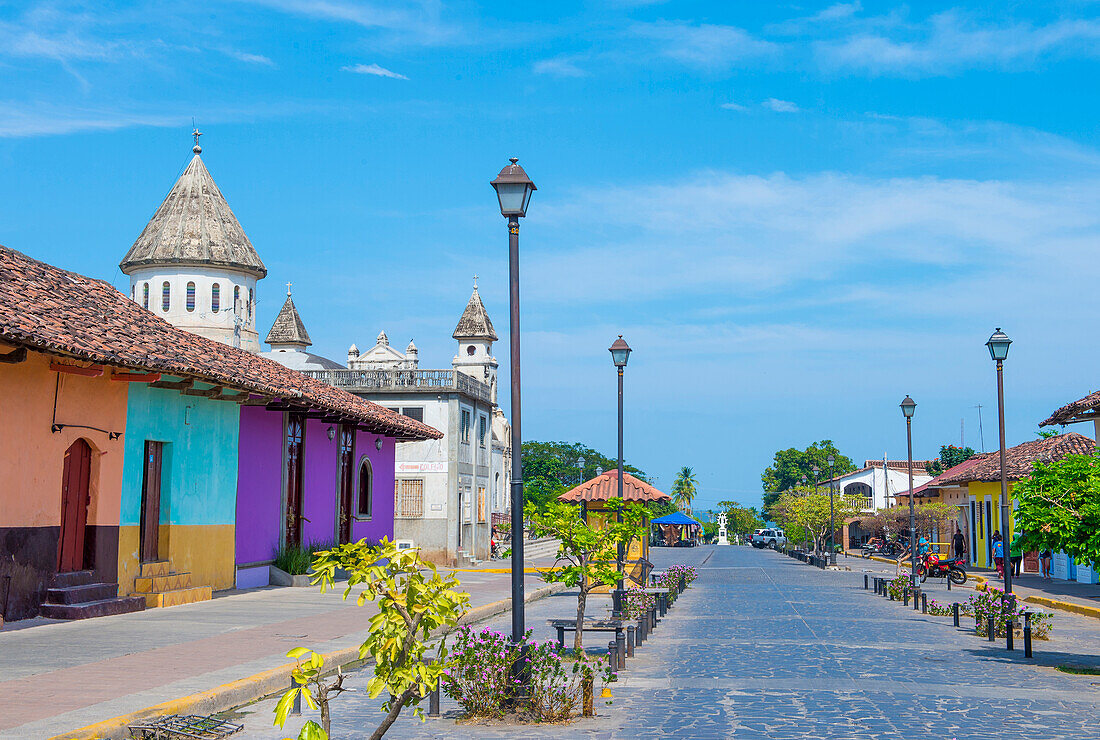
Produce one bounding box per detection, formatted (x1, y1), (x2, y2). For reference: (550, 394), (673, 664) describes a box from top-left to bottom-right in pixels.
(303, 368), (492, 403)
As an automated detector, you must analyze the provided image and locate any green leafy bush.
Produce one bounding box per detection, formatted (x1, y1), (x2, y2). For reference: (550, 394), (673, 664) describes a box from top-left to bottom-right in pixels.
(273, 540), (337, 575)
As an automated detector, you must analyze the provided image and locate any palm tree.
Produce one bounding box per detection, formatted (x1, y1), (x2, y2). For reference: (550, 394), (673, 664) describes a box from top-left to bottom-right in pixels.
(672, 466), (697, 515)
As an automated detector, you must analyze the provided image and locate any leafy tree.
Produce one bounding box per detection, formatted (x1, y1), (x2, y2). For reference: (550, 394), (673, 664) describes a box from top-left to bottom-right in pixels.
(925, 445), (977, 476)
(275, 539), (470, 740)
(526, 498), (648, 653)
(770, 490), (864, 556)
(522, 441), (647, 509)
(1014, 452), (1100, 568)
(717, 500), (764, 539)
(671, 466), (697, 515)
(1037, 429), (1061, 440)
(858, 502), (960, 544)
(760, 441), (855, 519)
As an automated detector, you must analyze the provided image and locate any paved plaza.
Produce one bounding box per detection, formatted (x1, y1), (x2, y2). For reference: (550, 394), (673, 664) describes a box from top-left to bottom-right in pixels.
(234, 545), (1100, 739)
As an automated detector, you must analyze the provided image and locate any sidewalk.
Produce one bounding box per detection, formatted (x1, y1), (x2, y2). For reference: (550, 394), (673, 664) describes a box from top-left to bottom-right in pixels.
(0, 562), (558, 740)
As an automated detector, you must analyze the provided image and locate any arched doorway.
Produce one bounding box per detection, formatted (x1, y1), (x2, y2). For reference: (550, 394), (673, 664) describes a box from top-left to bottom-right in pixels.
(58, 439), (91, 573)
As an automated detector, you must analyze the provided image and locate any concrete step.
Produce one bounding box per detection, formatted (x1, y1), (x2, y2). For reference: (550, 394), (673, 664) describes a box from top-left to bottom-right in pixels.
(134, 572), (193, 594)
(144, 586), (212, 609)
(45, 582), (119, 605)
(139, 560), (170, 578)
(39, 596), (146, 620)
(51, 570), (95, 588)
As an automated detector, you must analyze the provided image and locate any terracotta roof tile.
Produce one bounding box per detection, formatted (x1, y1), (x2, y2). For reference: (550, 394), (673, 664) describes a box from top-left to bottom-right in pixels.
(1042, 391), (1100, 427)
(0, 245), (440, 441)
(929, 433), (1095, 486)
(558, 469), (671, 503)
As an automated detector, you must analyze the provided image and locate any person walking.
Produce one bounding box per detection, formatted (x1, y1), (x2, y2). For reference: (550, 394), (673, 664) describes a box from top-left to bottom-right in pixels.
(993, 536), (1005, 579)
(1040, 548), (1053, 579)
(1009, 531), (1024, 577)
(952, 527), (967, 560)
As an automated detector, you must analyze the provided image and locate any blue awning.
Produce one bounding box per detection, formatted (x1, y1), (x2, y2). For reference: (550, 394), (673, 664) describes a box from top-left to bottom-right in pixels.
(651, 511), (701, 527)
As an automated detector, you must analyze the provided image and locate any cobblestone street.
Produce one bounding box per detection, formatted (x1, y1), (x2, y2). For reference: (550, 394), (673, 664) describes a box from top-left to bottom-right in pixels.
(231, 545), (1100, 739)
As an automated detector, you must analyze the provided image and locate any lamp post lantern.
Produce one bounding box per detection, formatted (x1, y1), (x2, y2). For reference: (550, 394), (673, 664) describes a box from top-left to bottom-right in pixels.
(811, 465), (820, 496)
(491, 157), (536, 674)
(986, 328), (1013, 604)
(825, 455), (835, 563)
(610, 335), (631, 616)
(900, 395), (917, 591)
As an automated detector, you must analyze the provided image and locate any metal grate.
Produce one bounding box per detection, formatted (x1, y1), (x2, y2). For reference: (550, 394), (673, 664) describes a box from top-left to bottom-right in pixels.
(395, 478), (424, 518)
(129, 714), (243, 739)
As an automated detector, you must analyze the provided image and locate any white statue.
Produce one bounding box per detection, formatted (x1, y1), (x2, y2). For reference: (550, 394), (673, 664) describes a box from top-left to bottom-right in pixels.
(716, 512), (729, 546)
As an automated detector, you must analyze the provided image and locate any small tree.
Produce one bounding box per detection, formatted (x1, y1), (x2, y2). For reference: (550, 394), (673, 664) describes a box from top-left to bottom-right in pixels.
(1015, 451), (1100, 568)
(274, 538), (470, 740)
(526, 498), (648, 652)
(925, 444), (977, 476)
(771, 490), (864, 556)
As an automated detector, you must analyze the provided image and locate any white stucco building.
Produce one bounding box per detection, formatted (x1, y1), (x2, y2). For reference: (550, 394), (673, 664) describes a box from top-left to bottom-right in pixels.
(301, 286), (511, 566)
(829, 458), (935, 547)
(120, 139), (265, 352)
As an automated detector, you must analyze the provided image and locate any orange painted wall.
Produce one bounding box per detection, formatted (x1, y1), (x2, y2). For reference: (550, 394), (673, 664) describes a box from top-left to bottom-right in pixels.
(0, 349), (128, 527)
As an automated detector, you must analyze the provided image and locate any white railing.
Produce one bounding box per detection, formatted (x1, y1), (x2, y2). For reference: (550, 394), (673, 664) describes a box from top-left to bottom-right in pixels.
(304, 368), (492, 403)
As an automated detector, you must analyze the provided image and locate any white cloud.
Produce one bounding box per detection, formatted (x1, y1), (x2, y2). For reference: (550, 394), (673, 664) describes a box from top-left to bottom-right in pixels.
(237, 0), (458, 45)
(533, 56), (587, 78)
(720, 101), (748, 111)
(629, 20), (777, 69)
(816, 11), (1100, 75)
(341, 63), (409, 80)
(225, 49), (276, 66)
(762, 97), (799, 112)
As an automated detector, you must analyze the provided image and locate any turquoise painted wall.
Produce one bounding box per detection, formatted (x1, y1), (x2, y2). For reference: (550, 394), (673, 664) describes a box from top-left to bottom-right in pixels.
(120, 385), (240, 526)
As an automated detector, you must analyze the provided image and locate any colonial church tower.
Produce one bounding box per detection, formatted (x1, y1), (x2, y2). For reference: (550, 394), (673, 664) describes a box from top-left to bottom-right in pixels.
(452, 282), (499, 403)
(119, 135), (267, 352)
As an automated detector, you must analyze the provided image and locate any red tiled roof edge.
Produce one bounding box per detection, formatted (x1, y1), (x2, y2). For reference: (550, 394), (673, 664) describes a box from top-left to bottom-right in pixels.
(1042, 391), (1100, 427)
(558, 469), (671, 503)
(0, 245), (440, 441)
(931, 433), (1096, 485)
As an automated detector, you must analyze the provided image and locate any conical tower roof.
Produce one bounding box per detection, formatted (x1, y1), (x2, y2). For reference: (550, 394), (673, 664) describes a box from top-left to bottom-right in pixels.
(265, 288), (311, 347)
(120, 149), (266, 278)
(452, 287), (497, 341)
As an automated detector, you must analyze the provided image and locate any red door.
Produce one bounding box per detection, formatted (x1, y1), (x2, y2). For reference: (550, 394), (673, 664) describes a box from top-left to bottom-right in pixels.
(285, 414), (305, 549)
(338, 426), (355, 544)
(140, 441), (163, 563)
(58, 439), (91, 573)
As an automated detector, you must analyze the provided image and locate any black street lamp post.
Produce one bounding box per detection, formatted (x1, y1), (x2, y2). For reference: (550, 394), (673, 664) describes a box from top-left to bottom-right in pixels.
(986, 328), (1013, 605)
(900, 395), (917, 591)
(491, 158), (536, 672)
(826, 455), (835, 564)
(609, 335), (631, 616)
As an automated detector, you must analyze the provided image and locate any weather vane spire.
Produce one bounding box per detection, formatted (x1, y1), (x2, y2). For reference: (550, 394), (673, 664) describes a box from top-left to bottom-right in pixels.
(473, 274), (479, 290)
(192, 125), (203, 155)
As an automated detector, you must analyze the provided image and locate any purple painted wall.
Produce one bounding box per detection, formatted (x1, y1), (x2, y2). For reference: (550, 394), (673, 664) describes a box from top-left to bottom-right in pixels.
(235, 410), (397, 566)
(352, 430), (395, 544)
(235, 406), (283, 565)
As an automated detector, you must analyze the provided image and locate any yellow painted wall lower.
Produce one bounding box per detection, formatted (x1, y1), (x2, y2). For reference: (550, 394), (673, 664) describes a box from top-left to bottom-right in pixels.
(118, 524), (235, 595)
(969, 481), (1015, 569)
(584, 503), (651, 589)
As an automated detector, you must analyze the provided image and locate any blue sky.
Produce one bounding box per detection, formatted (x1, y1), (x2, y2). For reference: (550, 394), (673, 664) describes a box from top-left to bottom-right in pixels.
(3, 1), (1100, 512)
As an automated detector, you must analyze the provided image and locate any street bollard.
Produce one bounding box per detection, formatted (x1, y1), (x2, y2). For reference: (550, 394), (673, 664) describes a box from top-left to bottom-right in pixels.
(429, 681), (441, 717)
(914, 588), (920, 611)
(953, 603), (960, 627)
(651, 604), (658, 631)
(289, 678), (301, 716)
(617, 632), (627, 669)
(864, 574), (868, 590)
(659, 592), (668, 617)
(1024, 612), (1033, 658)
(903, 589), (909, 607)
(679, 574), (687, 593)
(947, 576), (951, 591)
(627, 626), (636, 658)
(873, 578), (879, 594)
(608, 641), (618, 674)
(889, 589), (894, 601)
(987, 617), (995, 641)
(1006, 619), (1014, 651)
(921, 592), (927, 614)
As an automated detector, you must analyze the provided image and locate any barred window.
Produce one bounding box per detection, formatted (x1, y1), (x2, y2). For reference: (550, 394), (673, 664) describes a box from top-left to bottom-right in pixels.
(395, 479), (424, 518)
(460, 409), (471, 443)
(402, 407), (424, 423)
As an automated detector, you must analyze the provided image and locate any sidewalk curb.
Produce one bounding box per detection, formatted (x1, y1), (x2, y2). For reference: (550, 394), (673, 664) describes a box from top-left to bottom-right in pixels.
(1022, 594), (1100, 621)
(49, 582), (566, 740)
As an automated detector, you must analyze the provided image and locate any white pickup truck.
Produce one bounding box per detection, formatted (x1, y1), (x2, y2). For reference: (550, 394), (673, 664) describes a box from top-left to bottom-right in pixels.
(752, 528), (787, 549)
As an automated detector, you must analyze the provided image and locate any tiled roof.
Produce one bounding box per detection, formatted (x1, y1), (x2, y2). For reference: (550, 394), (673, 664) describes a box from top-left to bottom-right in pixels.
(119, 152), (267, 278)
(0, 245), (439, 441)
(558, 469), (671, 503)
(931, 433), (1095, 485)
(266, 291), (311, 347)
(863, 459), (936, 471)
(452, 287), (498, 341)
(895, 455), (989, 498)
(1042, 391), (1100, 427)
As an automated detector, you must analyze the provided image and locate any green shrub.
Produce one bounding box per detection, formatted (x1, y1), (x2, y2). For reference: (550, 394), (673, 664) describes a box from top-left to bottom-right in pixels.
(273, 540), (337, 575)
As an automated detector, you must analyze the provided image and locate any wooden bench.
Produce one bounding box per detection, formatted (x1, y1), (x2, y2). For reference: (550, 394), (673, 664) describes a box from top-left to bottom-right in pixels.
(547, 619), (624, 650)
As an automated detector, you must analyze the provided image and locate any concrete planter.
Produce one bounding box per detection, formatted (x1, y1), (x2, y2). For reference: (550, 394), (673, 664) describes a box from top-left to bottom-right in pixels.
(269, 566), (313, 588)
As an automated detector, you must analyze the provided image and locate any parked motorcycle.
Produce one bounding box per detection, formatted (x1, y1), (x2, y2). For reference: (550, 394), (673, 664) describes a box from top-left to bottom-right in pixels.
(917, 553), (967, 584)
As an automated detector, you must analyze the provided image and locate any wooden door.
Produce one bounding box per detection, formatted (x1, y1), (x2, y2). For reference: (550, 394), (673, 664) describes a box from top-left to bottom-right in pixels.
(140, 441), (163, 563)
(285, 414), (305, 549)
(337, 426), (355, 544)
(58, 439), (91, 573)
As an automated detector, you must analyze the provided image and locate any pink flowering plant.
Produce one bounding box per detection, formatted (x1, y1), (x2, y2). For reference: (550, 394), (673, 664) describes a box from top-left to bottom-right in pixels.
(443, 627), (615, 721)
(622, 586), (655, 620)
(963, 587), (1052, 639)
(657, 565), (698, 601)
